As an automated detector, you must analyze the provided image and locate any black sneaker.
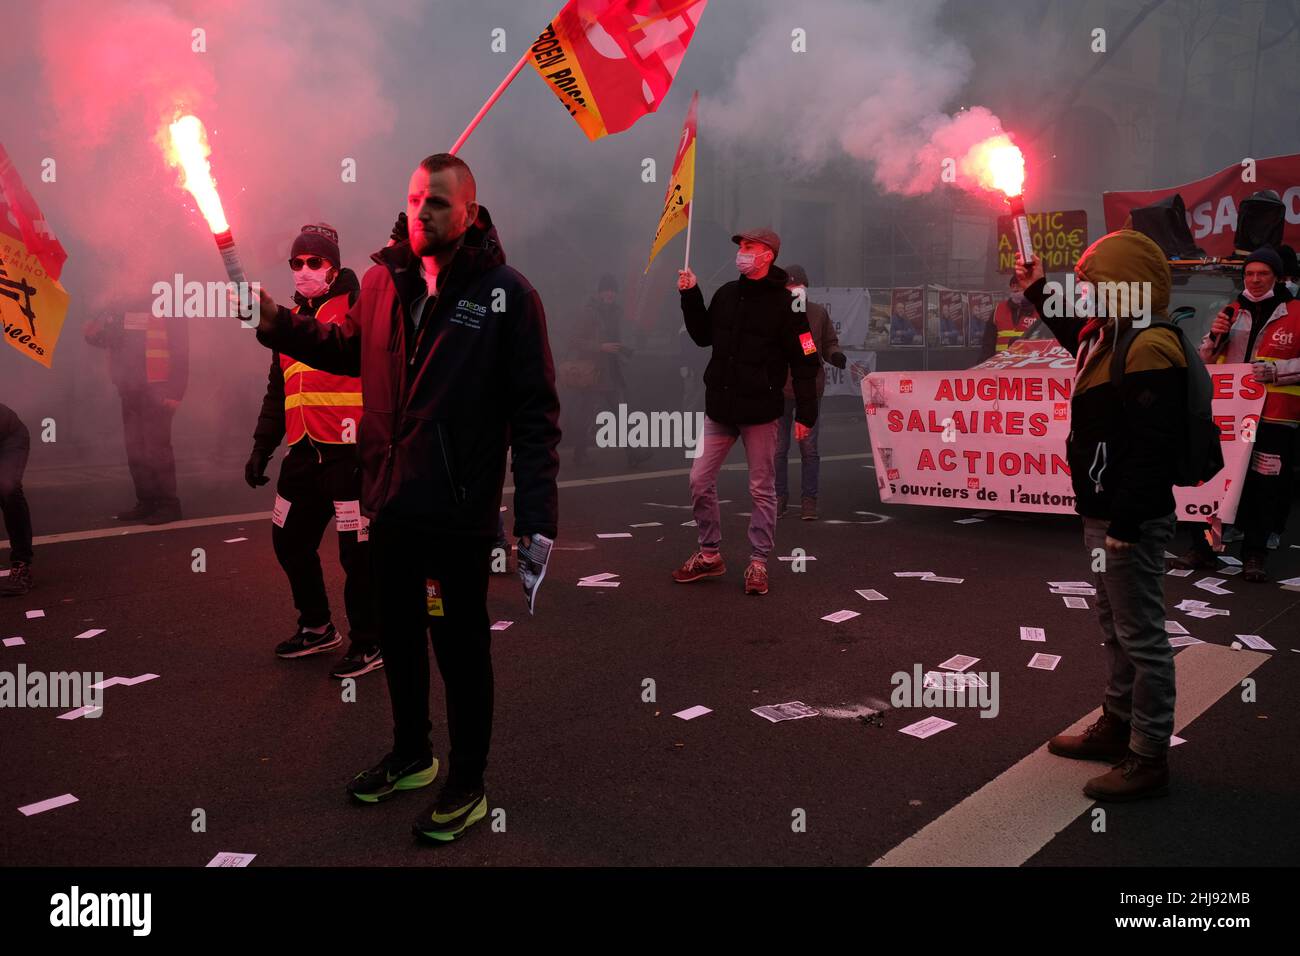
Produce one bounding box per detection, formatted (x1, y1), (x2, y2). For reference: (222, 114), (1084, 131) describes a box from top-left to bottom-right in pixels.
(0, 561), (33, 597)
(275, 624), (342, 658)
(144, 500), (183, 525)
(331, 641), (384, 679)
(115, 501), (155, 522)
(413, 783), (488, 843)
(348, 752), (439, 804)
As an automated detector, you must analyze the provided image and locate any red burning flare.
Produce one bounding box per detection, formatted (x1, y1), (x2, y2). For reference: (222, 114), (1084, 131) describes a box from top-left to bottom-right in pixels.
(162, 113), (229, 234)
(961, 134), (1025, 197)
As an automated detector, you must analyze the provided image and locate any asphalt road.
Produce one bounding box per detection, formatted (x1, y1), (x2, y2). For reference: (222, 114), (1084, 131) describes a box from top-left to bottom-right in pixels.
(2, 412), (1298, 867)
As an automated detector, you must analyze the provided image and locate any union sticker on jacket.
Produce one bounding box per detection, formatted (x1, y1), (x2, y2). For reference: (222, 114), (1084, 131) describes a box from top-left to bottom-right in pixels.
(426, 579), (445, 617)
(799, 331), (816, 356)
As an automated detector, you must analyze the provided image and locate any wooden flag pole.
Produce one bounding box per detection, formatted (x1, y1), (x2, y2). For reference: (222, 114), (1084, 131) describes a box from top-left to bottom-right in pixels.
(449, 50), (532, 156)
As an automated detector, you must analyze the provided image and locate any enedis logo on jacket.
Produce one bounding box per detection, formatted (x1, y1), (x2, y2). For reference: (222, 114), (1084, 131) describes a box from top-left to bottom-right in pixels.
(451, 298), (489, 330)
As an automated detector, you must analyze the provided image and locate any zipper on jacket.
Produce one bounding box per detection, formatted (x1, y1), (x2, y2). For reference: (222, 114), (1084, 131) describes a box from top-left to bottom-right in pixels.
(436, 422), (467, 506)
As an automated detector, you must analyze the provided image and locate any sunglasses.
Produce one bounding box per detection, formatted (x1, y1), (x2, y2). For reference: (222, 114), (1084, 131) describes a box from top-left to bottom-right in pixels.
(289, 256), (329, 271)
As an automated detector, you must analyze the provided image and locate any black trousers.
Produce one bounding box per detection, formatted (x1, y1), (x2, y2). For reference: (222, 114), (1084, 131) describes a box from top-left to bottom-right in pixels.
(0, 423), (33, 564)
(272, 441), (377, 640)
(370, 519), (494, 791)
(120, 387), (178, 506)
(1237, 421), (1297, 561)
(1187, 420), (1298, 562)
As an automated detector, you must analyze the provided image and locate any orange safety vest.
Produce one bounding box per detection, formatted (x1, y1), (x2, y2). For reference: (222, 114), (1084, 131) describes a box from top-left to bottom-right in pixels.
(1250, 303), (1300, 425)
(992, 299), (1037, 352)
(145, 315), (170, 383)
(280, 294), (363, 445)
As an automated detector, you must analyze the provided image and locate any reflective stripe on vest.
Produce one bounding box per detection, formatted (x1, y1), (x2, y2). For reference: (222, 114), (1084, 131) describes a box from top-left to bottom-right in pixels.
(145, 317), (169, 384)
(1251, 303), (1300, 424)
(281, 294), (363, 444)
(993, 301), (1030, 353)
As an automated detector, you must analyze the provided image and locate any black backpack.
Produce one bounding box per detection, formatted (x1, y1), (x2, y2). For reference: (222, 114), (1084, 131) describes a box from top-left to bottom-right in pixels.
(1109, 320), (1225, 487)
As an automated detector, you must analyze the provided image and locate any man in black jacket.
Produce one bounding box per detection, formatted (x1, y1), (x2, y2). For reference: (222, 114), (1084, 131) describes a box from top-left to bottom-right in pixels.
(246, 223), (380, 679)
(248, 154), (561, 843)
(673, 228), (819, 595)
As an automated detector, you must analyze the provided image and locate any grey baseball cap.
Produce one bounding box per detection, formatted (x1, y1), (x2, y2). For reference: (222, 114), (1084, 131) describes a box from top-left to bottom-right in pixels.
(731, 227), (780, 258)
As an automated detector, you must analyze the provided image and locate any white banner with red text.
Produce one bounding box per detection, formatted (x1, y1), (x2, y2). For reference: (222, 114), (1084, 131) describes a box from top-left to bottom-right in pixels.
(862, 364), (1265, 524)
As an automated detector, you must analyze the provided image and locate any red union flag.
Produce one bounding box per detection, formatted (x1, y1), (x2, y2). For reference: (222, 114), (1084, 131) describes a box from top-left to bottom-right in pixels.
(0, 142), (67, 280)
(529, 0), (708, 141)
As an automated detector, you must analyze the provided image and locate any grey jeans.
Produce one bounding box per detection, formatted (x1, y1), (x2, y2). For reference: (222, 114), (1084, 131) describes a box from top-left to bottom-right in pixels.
(1084, 513), (1177, 757)
(689, 415), (779, 562)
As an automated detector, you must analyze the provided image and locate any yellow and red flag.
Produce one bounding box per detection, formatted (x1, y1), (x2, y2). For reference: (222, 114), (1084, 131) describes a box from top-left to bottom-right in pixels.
(0, 143), (69, 368)
(645, 90), (697, 272)
(529, 0), (708, 141)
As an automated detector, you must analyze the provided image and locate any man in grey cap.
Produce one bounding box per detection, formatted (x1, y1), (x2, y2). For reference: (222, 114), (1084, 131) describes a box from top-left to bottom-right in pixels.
(674, 228), (820, 595)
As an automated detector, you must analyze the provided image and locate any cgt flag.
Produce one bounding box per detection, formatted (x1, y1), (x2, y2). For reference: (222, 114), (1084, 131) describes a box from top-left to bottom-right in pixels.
(0, 143), (69, 368)
(645, 90), (697, 272)
(530, 0), (708, 141)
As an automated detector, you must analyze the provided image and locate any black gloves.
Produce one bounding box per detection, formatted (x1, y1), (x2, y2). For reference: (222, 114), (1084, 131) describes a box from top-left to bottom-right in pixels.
(245, 449), (271, 488)
(830, 352), (847, 370)
(391, 212), (408, 243)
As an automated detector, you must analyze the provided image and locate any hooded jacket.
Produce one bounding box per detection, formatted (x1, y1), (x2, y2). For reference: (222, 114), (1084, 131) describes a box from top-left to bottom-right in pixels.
(1031, 230), (1186, 542)
(254, 206), (561, 539)
(680, 264), (820, 426)
(252, 267), (361, 457)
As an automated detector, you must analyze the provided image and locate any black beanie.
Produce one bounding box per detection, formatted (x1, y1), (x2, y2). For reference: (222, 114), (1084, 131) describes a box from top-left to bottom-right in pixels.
(1243, 245), (1283, 278)
(290, 222), (341, 269)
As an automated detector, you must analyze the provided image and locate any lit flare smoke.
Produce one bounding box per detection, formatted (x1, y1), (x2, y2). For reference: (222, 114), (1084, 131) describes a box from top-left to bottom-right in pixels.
(964, 134), (1034, 269)
(162, 112), (246, 285)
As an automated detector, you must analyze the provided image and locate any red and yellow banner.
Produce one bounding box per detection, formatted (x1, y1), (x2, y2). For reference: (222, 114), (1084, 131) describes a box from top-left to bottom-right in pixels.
(645, 90), (697, 271)
(0, 143), (69, 368)
(530, 0), (708, 141)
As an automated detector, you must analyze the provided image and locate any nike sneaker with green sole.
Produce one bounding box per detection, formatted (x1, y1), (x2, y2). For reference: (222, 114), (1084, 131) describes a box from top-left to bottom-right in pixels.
(347, 753), (438, 804)
(413, 786), (488, 843)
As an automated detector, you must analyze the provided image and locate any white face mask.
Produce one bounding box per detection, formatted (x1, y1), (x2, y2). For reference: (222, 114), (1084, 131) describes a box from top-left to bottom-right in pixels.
(736, 251), (757, 275)
(1241, 284), (1275, 304)
(294, 267), (333, 299)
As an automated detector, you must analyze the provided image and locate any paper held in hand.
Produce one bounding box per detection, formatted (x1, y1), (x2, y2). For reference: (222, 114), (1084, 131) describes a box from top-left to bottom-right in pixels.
(517, 533), (554, 615)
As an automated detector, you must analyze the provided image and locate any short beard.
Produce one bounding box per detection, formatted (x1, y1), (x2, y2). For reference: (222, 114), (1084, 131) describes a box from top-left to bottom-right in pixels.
(413, 230), (464, 258)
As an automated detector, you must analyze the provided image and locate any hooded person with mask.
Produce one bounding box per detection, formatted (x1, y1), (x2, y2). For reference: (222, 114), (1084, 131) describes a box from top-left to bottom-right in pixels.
(246, 222), (380, 679)
(673, 228), (820, 596)
(1018, 230), (1185, 802)
(1172, 244), (1300, 580)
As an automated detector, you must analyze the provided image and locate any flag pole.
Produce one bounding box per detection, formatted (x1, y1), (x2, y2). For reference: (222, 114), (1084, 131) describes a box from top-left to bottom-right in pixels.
(449, 50), (532, 156)
(683, 201), (693, 271)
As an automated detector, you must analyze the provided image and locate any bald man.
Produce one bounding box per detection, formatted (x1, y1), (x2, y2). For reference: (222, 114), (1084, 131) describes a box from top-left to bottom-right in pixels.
(250, 153), (561, 843)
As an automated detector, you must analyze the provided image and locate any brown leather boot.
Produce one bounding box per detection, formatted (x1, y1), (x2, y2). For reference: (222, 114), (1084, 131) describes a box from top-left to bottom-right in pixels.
(1084, 749), (1170, 802)
(1047, 710), (1130, 762)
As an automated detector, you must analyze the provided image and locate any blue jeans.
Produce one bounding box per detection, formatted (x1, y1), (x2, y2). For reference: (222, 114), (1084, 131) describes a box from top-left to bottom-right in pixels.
(689, 415), (779, 562)
(774, 398), (821, 500)
(1085, 514), (1177, 757)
